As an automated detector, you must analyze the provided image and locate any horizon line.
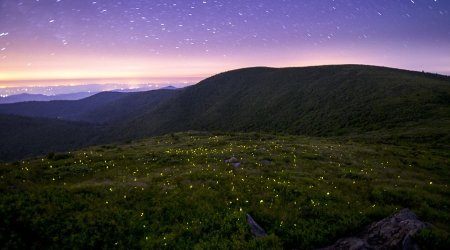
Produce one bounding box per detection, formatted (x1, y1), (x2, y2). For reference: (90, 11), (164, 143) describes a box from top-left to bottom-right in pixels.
(0, 76), (207, 88)
(1, 64), (449, 88)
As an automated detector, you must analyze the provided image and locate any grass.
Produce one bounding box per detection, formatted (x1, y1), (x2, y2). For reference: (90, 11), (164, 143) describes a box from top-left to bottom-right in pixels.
(1, 132), (449, 249)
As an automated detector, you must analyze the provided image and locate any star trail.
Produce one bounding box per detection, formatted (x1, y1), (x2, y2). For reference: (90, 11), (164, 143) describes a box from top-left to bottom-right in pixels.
(0, 0), (449, 87)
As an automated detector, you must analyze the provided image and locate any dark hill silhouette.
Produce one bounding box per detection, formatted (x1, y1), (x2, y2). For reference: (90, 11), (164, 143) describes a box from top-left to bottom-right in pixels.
(0, 114), (101, 161)
(0, 89), (177, 123)
(79, 89), (178, 123)
(0, 92), (128, 122)
(160, 85), (178, 90)
(0, 92), (96, 104)
(106, 65), (450, 141)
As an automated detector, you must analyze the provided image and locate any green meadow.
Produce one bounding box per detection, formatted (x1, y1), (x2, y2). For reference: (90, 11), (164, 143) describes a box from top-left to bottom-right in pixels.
(1, 132), (449, 249)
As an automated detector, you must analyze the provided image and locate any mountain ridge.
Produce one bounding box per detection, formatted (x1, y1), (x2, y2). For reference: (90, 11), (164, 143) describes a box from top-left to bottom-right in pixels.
(1, 64), (449, 161)
(0, 92), (97, 104)
(105, 64), (450, 140)
(0, 91), (129, 122)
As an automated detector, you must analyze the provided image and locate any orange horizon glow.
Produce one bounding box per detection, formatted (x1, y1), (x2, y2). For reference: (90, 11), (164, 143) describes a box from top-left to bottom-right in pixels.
(1, 45), (449, 88)
(0, 51), (229, 82)
(0, 44), (389, 84)
(0, 52), (381, 85)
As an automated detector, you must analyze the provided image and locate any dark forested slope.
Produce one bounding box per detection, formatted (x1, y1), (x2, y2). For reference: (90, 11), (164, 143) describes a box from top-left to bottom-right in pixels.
(109, 65), (450, 141)
(0, 114), (102, 161)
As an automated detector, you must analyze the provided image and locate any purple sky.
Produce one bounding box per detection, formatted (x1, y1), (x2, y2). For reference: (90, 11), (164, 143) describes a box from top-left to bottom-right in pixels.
(0, 0), (449, 87)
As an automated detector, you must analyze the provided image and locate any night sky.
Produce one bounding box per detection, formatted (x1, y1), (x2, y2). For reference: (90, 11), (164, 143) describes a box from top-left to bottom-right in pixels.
(1, 0), (449, 87)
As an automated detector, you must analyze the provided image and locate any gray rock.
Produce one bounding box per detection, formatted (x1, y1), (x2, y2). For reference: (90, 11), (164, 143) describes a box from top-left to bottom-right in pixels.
(319, 208), (428, 250)
(246, 214), (267, 238)
(323, 237), (370, 250)
(233, 162), (241, 168)
(225, 156), (239, 164)
(261, 160), (272, 165)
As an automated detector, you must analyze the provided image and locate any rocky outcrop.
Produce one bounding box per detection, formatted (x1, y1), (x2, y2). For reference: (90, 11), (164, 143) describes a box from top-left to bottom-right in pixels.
(246, 214), (267, 238)
(224, 156), (239, 164)
(225, 156), (241, 168)
(320, 208), (428, 250)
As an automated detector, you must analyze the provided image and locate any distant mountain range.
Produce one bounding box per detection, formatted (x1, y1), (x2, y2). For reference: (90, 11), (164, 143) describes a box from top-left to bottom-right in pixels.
(0, 85), (179, 104)
(1, 65), (449, 161)
(0, 92), (96, 104)
(112, 85), (179, 92)
(0, 89), (178, 123)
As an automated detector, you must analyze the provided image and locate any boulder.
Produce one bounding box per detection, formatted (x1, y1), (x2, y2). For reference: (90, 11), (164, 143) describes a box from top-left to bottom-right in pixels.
(246, 214), (267, 238)
(319, 208), (428, 250)
(225, 156), (239, 164)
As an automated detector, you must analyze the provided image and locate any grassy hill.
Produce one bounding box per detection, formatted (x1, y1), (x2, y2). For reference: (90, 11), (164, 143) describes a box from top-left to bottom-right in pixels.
(1, 132), (448, 249)
(108, 65), (450, 143)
